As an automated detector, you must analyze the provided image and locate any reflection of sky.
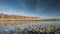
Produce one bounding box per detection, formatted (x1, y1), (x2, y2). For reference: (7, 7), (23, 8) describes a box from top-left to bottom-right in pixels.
(0, 21), (60, 31)
(0, 0), (60, 18)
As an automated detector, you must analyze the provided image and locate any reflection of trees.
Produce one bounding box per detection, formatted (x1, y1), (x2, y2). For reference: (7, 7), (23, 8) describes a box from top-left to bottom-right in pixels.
(0, 23), (1, 26)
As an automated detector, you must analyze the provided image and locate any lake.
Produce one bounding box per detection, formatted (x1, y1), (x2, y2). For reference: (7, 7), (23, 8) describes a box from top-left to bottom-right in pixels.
(0, 21), (60, 34)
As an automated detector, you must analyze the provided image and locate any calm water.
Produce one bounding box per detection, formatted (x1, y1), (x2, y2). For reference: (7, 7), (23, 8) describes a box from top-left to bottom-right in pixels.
(0, 21), (60, 34)
(0, 21), (60, 30)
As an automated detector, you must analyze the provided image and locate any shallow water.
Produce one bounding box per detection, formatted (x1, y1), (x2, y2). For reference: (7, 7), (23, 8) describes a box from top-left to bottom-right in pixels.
(0, 21), (60, 34)
(0, 21), (60, 30)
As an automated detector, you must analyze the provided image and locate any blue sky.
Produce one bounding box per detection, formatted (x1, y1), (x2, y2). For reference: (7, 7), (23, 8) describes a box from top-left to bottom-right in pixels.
(0, 0), (60, 18)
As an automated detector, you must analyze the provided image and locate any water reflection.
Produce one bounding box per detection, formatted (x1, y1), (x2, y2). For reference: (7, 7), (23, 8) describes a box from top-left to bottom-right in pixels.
(0, 21), (60, 34)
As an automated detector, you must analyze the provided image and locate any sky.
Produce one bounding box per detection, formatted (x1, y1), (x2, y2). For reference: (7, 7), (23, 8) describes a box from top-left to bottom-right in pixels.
(0, 0), (60, 18)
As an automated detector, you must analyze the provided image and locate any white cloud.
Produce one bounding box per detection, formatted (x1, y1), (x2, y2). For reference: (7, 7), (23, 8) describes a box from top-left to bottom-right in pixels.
(0, 10), (26, 16)
(14, 11), (25, 16)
